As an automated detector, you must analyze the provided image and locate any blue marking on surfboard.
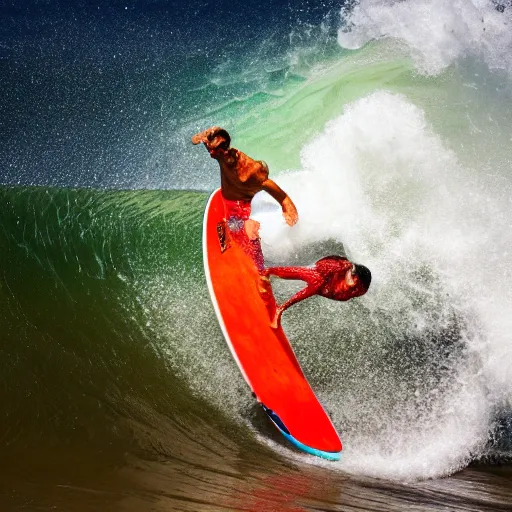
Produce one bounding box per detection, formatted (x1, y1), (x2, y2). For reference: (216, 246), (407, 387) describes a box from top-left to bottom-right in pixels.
(262, 404), (341, 461)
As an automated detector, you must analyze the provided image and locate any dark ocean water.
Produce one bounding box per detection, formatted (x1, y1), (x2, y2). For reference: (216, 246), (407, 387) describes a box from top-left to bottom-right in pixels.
(2, 1), (512, 511)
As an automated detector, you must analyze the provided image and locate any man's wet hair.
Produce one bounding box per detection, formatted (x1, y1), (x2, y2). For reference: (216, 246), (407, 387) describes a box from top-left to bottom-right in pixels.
(208, 128), (231, 150)
(354, 264), (372, 290)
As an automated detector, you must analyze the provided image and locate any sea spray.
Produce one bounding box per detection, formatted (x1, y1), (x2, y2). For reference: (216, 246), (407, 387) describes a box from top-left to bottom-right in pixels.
(254, 90), (509, 479)
(338, 0), (512, 76)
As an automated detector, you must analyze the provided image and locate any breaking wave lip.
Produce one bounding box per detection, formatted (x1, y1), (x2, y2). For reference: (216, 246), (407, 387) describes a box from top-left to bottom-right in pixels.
(338, 0), (512, 76)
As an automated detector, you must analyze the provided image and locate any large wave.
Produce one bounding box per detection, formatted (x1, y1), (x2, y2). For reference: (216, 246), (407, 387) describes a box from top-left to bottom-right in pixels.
(3, 0), (512, 487)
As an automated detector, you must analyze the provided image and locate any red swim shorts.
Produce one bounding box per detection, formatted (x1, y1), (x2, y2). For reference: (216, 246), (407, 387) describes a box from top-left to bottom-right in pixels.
(222, 195), (264, 272)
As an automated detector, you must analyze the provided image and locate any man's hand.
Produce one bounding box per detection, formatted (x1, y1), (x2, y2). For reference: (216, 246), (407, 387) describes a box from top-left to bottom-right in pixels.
(282, 196), (298, 226)
(191, 126), (222, 145)
(345, 265), (356, 287)
(244, 219), (261, 240)
(191, 133), (205, 145)
(261, 180), (299, 226)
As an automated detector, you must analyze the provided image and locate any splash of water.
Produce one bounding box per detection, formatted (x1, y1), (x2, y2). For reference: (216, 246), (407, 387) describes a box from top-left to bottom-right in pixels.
(254, 90), (511, 479)
(338, 0), (512, 76)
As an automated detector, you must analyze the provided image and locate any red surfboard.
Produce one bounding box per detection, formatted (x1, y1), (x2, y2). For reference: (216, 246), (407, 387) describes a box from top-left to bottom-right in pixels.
(203, 189), (342, 460)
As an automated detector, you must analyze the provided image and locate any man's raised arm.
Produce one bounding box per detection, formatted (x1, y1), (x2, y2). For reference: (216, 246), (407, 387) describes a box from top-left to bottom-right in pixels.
(191, 126), (223, 145)
(261, 179), (298, 227)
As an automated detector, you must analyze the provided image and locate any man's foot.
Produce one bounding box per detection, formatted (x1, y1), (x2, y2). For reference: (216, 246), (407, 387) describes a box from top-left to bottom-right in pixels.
(258, 274), (271, 294)
(257, 275), (277, 319)
(270, 306), (283, 329)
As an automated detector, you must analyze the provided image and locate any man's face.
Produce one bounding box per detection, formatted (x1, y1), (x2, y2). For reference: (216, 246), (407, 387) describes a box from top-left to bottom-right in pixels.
(207, 136), (228, 159)
(334, 268), (367, 298)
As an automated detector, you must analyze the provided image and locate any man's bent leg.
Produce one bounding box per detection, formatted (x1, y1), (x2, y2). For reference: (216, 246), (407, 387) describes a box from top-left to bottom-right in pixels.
(267, 266), (323, 327)
(266, 266), (324, 288)
(270, 284), (320, 329)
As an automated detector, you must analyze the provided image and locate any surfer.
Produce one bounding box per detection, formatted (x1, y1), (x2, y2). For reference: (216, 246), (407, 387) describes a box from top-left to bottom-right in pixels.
(266, 256), (371, 328)
(192, 126), (298, 271)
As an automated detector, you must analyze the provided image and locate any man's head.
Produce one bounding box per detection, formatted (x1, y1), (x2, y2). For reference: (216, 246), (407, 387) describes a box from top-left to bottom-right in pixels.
(353, 263), (372, 291)
(341, 262), (372, 299)
(206, 128), (231, 159)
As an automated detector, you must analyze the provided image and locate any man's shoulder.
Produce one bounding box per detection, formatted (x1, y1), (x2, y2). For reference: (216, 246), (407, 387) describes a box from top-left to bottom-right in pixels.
(316, 256), (349, 273)
(238, 155), (268, 180)
(317, 255), (348, 265)
(258, 160), (269, 172)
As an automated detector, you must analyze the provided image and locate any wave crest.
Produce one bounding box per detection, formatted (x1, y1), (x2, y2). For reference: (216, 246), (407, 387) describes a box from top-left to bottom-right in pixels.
(338, 0), (512, 76)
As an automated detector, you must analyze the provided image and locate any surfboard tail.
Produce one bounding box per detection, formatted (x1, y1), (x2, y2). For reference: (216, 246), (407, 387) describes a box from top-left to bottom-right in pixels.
(261, 404), (342, 461)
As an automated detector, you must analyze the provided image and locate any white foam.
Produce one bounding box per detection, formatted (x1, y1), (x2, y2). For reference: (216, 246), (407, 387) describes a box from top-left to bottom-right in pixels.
(254, 91), (512, 480)
(338, 0), (512, 76)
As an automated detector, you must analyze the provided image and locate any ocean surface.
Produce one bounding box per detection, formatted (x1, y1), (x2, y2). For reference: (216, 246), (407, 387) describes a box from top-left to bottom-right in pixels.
(2, 1), (512, 510)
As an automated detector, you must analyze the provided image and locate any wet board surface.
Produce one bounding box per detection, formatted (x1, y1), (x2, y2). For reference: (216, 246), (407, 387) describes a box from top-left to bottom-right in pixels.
(203, 189), (342, 460)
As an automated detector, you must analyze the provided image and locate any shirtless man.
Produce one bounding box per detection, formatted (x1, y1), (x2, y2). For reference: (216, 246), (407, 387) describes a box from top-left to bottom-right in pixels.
(266, 256), (371, 328)
(192, 126), (298, 270)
